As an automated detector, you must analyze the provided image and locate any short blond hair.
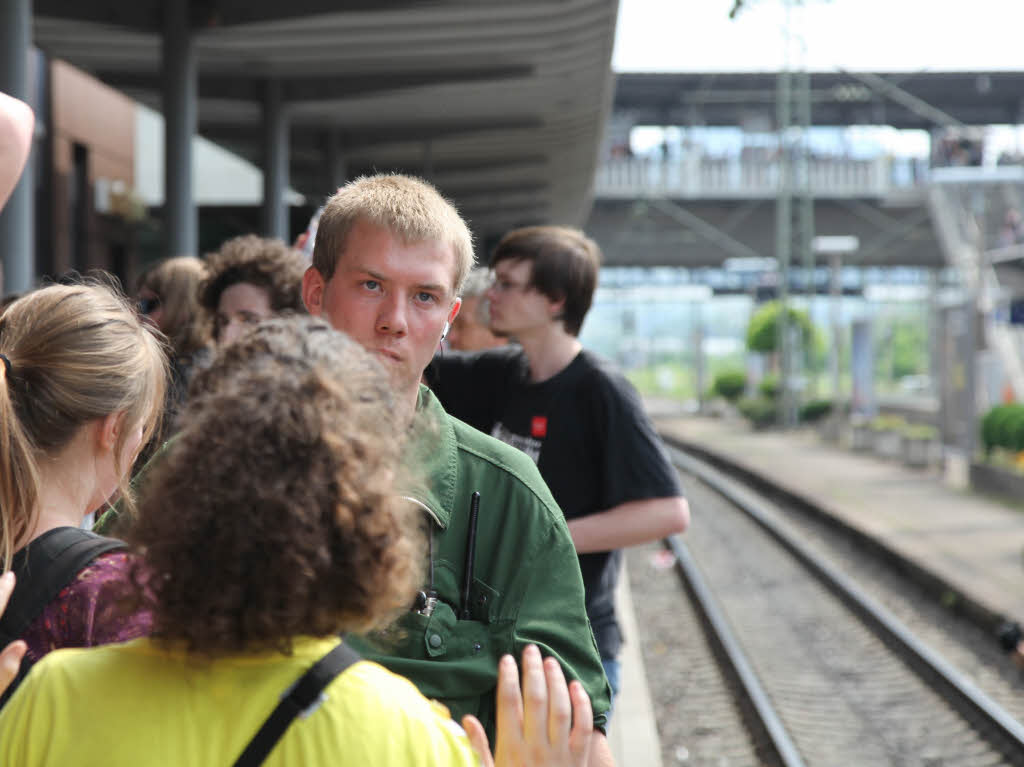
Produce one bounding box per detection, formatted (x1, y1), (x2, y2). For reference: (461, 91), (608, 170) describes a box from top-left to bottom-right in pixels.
(312, 174), (474, 294)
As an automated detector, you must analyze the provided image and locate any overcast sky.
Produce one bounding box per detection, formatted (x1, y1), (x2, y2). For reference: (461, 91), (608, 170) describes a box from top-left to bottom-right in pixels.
(613, 0), (1024, 73)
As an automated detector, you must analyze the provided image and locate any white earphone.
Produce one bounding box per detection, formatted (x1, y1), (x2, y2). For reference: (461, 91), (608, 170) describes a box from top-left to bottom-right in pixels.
(441, 321), (451, 339)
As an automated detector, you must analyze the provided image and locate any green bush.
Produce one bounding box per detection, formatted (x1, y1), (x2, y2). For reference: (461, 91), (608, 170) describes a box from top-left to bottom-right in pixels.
(799, 399), (833, 423)
(712, 370), (747, 402)
(998, 407), (1024, 452)
(758, 374), (780, 400)
(870, 415), (906, 432)
(981, 404), (1024, 453)
(981, 405), (1005, 453)
(738, 397), (778, 428)
(902, 424), (938, 441)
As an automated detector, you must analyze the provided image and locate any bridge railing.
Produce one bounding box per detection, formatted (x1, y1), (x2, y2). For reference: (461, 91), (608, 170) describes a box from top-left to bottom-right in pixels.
(594, 154), (919, 200)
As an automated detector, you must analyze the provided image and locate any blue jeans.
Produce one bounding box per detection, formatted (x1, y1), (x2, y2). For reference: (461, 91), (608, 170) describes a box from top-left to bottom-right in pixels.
(601, 656), (621, 725)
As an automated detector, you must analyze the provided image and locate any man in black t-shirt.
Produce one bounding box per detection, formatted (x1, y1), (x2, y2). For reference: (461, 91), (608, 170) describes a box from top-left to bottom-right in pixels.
(428, 226), (690, 707)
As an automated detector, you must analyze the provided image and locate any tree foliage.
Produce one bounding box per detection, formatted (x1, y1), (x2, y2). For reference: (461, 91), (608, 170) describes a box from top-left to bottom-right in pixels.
(746, 301), (823, 370)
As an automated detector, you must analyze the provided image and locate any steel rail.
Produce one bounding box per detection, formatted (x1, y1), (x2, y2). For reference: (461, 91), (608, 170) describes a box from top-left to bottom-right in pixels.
(665, 532), (807, 767)
(666, 443), (1024, 763)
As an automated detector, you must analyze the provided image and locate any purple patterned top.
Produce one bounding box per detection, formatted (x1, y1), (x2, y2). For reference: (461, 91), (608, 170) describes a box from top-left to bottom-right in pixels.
(20, 551), (152, 663)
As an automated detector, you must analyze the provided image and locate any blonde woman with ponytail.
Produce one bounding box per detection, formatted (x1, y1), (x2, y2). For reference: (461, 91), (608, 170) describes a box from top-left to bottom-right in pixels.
(0, 279), (166, 706)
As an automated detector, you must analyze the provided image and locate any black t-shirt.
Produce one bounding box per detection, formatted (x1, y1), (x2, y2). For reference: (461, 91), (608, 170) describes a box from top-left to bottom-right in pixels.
(427, 346), (684, 659)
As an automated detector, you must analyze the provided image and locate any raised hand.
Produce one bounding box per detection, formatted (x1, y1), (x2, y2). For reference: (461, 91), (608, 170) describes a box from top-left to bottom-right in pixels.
(0, 571), (26, 698)
(463, 644), (593, 767)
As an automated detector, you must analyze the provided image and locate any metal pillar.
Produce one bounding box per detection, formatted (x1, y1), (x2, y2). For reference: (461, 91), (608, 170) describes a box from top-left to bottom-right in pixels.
(796, 68), (815, 294)
(422, 140), (434, 180)
(775, 62), (796, 427)
(694, 316), (706, 414)
(774, 0), (813, 428)
(829, 251), (842, 400)
(162, 0), (198, 258)
(262, 78), (288, 240)
(813, 236), (858, 404)
(0, 0), (34, 293)
(963, 204), (984, 459)
(927, 268), (941, 396)
(326, 126), (347, 192)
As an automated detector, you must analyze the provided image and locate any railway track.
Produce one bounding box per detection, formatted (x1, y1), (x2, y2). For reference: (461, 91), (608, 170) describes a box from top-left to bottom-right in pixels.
(638, 442), (1024, 766)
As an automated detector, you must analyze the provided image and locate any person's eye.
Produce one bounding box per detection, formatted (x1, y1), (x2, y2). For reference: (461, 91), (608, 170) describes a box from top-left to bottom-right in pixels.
(362, 279), (380, 292)
(416, 291), (438, 304)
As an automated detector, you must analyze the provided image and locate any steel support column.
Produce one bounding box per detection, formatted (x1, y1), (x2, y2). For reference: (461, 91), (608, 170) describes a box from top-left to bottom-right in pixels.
(775, 63), (796, 428)
(262, 78), (288, 240)
(162, 0), (198, 258)
(0, 0), (34, 293)
(326, 126), (347, 192)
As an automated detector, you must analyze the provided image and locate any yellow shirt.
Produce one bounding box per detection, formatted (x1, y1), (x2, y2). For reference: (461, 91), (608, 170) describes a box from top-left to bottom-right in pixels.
(0, 636), (481, 766)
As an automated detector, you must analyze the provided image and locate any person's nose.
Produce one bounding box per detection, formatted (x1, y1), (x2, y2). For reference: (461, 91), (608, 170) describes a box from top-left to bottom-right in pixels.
(221, 317), (247, 346)
(376, 293), (408, 336)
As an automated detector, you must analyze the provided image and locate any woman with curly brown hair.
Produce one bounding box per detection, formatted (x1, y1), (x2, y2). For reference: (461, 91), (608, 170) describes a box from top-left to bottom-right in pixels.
(200, 234), (307, 346)
(0, 316), (593, 767)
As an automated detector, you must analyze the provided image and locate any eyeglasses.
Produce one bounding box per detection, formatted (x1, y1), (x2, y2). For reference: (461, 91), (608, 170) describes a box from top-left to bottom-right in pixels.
(137, 296), (161, 315)
(490, 277), (533, 294)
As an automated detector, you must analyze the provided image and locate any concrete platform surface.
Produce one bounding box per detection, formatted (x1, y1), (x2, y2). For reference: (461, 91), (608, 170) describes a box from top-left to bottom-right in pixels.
(608, 561), (663, 767)
(655, 415), (1024, 628)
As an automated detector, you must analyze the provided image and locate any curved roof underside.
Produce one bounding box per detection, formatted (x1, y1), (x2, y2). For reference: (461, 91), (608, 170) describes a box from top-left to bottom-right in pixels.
(33, 0), (619, 247)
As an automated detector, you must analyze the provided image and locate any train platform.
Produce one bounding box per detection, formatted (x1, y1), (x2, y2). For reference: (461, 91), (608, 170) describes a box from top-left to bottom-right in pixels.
(607, 562), (664, 766)
(651, 412), (1024, 632)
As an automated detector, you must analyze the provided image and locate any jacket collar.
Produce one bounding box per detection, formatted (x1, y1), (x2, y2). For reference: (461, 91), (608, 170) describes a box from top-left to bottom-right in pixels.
(398, 385), (457, 530)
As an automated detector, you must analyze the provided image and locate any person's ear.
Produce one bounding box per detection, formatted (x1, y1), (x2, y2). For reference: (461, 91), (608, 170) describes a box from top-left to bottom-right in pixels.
(96, 412), (123, 453)
(302, 266), (326, 316)
(547, 294), (566, 320)
(447, 297), (462, 327)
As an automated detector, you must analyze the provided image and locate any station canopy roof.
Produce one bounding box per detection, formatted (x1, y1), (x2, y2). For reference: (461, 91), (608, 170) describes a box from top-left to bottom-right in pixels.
(33, 0), (618, 245)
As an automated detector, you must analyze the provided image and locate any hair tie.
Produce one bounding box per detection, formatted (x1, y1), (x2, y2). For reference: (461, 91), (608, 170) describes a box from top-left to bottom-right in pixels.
(0, 354), (11, 379)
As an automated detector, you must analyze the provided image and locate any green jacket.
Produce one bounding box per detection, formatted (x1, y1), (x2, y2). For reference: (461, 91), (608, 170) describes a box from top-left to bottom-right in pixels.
(347, 387), (611, 740)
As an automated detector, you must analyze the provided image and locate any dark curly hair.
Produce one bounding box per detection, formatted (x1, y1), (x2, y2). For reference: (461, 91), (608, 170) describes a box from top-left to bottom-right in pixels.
(130, 316), (422, 656)
(200, 235), (308, 341)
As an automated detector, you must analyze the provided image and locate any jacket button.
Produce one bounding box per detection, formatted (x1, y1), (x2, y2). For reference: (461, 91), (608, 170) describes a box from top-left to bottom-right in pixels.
(429, 633), (443, 648)
(477, 594), (488, 606)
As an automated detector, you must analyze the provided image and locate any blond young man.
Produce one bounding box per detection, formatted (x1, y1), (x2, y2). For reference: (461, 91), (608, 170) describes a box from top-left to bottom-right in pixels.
(301, 175), (615, 764)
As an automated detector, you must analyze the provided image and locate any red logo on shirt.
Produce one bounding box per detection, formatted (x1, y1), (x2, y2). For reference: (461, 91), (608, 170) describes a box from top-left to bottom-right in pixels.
(531, 416), (548, 438)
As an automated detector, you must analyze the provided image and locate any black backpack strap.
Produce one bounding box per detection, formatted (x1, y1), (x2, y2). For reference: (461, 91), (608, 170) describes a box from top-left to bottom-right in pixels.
(0, 527), (125, 709)
(0, 527), (126, 645)
(232, 640), (360, 767)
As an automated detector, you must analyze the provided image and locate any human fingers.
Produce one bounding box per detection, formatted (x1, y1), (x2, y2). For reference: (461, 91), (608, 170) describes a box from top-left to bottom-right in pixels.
(461, 714), (495, 767)
(493, 653), (524, 760)
(0, 640), (25, 697)
(520, 644), (548, 750)
(543, 656), (572, 748)
(0, 570), (15, 614)
(567, 680), (594, 766)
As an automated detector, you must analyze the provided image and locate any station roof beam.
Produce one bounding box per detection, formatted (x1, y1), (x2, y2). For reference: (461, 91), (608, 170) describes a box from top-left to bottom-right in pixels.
(31, 0), (618, 252)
